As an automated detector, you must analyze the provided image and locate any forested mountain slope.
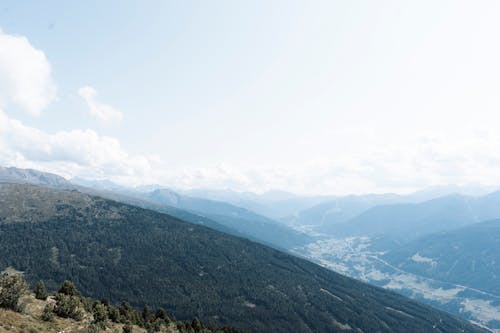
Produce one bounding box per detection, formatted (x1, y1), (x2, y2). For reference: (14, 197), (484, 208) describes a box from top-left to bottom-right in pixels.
(384, 219), (500, 295)
(0, 183), (487, 333)
(139, 188), (313, 249)
(0, 166), (310, 250)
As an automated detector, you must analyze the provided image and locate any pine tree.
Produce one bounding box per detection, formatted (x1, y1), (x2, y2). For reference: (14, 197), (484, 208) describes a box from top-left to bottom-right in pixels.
(192, 318), (203, 331)
(0, 274), (28, 311)
(155, 307), (167, 320)
(142, 305), (153, 323)
(58, 280), (81, 297)
(53, 293), (83, 321)
(119, 301), (132, 323)
(41, 303), (55, 321)
(101, 297), (110, 307)
(93, 302), (109, 327)
(34, 280), (48, 300)
(108, 305), (121, 323)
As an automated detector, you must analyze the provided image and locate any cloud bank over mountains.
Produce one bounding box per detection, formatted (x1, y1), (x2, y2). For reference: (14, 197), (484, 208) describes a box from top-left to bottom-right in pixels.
(0, 111), (151, 182)
(1, 29), (500, 195)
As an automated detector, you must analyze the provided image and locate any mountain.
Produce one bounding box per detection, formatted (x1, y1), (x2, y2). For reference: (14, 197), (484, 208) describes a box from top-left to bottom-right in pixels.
(0, 166), (73, 189)
(71, 177), (131, 192)
(2, 166), (309, 250)
(384, 219), (500, 296)
(181, 189), (297, 203)
(293, 192), (500, 330)
(141, 188), (312, 249)
(288, 186), (500, 234)
(408, 185), (500, 202)
(291, 193), (405, 231)
(325, 192), (500, 245)
(179, 189), (332, 220)
(0, 183), (487, 333)
(141, 185), (500, 223)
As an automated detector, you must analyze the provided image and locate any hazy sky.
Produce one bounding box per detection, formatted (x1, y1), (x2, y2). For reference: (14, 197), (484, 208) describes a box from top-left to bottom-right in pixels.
(1, 1), (500, 195)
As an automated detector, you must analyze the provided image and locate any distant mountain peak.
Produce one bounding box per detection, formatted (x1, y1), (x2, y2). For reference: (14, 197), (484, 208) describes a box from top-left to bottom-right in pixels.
(0, 166), (72, 188)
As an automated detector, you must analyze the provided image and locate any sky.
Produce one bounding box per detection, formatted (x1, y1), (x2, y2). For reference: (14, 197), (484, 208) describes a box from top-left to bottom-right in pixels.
(1, 0), (500, 195)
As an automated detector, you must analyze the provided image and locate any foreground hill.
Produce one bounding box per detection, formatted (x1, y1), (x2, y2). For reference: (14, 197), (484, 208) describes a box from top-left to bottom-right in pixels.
(0, 184), (487, 333)
(0, 276), (240, 333)
(384, 219), (500, 295)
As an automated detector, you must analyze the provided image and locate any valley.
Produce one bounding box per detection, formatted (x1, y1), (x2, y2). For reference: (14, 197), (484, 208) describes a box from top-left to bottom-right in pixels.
(294, 235), (500, 332)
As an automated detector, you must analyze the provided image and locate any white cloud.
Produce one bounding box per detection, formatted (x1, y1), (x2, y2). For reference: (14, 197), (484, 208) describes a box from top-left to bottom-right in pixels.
(2, 105), (500, 195)
(78, 86), (123, 122)
(0, 30), (57, 115)
(145, 129), (500, 195)
(0, 110), (149, 182)
(0, 31), (135, 184)
(1, 29), (500, 195)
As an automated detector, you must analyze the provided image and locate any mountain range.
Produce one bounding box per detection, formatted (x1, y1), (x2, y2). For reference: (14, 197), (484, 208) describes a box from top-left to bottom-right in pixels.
(322, 192), (500, 245)
(0, 174), (488, 332)
(2, 166), (500, 331)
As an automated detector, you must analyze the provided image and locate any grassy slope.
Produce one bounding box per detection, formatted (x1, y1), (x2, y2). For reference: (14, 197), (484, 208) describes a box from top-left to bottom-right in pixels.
(0, 294), (152, 333)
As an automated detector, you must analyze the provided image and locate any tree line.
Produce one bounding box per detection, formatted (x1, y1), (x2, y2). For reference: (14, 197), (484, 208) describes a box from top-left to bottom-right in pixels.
(0, 274), (244, 333)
